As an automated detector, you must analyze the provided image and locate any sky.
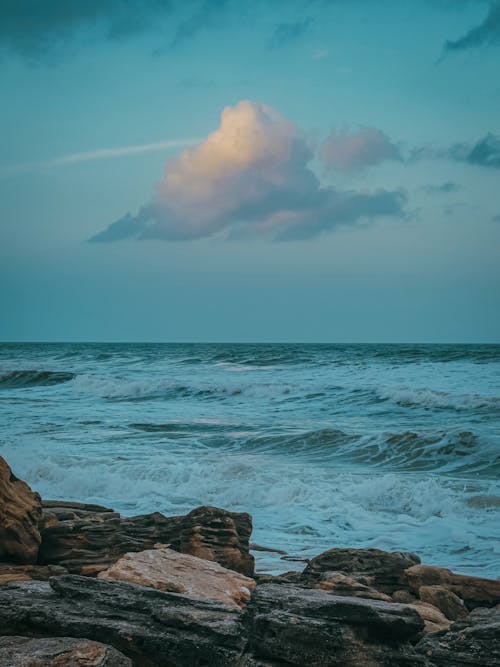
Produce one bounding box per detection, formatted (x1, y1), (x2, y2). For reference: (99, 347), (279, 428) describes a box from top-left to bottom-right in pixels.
(1, 0), (499, 343)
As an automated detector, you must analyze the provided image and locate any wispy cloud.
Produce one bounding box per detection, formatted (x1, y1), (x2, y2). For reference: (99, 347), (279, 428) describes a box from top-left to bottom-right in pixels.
(0, 137), (200, 178)
(444, 0), (500, 53)
(267, 17), (314, 49)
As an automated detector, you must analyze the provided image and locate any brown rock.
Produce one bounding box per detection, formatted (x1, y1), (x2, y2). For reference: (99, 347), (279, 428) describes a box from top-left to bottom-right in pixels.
(405, 564), (500, 609)
(393, 589), (417, 604)
(317, 571), (393, 602)
(303, 547), (420, 594)
(98, 547), (256, 609)
(0, 636), (132, 666)
(0, 563), (67, 586)
(419, 584), (468, 620)
(0, 457), (42, 564)
(39, 501), (254, 576)
(406, 601), (451, 634)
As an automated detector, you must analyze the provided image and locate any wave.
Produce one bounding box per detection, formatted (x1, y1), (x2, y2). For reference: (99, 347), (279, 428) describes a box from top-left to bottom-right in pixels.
(0, 370), (75, 389)
(4, 443), (499, 577)
(377, 386), (500, 411)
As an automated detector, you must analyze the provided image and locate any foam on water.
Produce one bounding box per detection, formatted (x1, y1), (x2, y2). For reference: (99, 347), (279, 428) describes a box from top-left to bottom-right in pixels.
(0, 342), (499, 575)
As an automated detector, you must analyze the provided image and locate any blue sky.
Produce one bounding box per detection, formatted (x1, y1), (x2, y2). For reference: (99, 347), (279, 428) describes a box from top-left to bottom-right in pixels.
(1, 0), (499, 342)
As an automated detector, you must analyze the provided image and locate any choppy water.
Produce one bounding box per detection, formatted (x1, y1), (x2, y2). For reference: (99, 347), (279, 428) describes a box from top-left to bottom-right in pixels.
(0, 343), (499, 576)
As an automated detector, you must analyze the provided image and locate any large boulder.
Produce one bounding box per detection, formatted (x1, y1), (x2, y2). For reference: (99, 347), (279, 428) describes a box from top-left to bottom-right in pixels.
(0, 636), (132, 666)
(243, 583), (427, 666)
(39, 501), (254, 576)
(302, 548), (421, 594)
(0, 457), (42, 564)
(98, 547), (255, 609)
(417, 606), (500, 666)
(0, 575), (246, 666)
(405, 564), (500, 609)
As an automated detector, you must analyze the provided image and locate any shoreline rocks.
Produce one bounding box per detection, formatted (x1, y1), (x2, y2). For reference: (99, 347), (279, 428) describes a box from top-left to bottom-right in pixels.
(0, 457), (42, 564)
(1, 456), (499, 666)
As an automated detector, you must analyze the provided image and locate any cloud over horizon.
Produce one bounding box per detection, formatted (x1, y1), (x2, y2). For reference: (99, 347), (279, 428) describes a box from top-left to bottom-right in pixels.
(90, 101), (406, 243)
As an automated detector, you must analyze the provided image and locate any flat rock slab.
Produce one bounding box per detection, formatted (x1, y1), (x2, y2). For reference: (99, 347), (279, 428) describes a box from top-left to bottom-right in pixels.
(417, 607), (500, 666)
(0, 636), (132, 667)
(0, 457), (42, 564)
(0, 575), (245, 667)
(98, 547), (256, 609)
(244, 583), (427, 666)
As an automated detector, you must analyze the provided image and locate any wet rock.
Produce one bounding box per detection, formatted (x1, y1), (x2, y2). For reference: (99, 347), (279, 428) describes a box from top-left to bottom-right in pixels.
(417, 606), (500, 666)
(303, 547), (421, 594)
(0, 636), (132, 666)
(0, 563), (67, 586)
(419, 585), (468, 620)
(0, 575), (246, 666)
(39, 501), (254, 576)
(243, 583), (427, 666)
(405, 564), (500, 609)
(0, 457), (42, 564)
(98, 547), (255, 609)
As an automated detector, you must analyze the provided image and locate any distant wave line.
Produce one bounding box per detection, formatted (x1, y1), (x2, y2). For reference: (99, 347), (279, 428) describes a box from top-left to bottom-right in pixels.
(0, 137), (201, 177)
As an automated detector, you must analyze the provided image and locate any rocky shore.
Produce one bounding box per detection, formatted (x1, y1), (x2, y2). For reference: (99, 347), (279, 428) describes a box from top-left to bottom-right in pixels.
(1, 455), (499, 666)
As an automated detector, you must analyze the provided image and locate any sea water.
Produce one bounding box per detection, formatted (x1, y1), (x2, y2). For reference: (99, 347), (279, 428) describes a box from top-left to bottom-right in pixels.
(0, 343), (499, 576)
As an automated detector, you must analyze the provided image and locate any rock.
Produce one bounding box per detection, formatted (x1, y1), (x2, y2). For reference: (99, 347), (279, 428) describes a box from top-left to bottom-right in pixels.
(419, 585), (468, 620)
(393, 589), (417, 604)
(0, 563), (67, 586)
(0, 636), (132, 666)
(0, 575), (246, 666)
(417, 606), (500, 666)
(406, 601), (451, 634)
(303, 547), (421, 594)
(98, 547), (255, 609)
(243, 583), (427, 666)
(177, 505), (254, 576)
(0, 457), (42, 564)
(39, 501), (254, 576)
(317, 571), (393, 602)
(405, 564), (500, 609)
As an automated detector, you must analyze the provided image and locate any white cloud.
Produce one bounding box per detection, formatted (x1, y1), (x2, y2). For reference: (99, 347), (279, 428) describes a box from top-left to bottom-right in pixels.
(90, 101), (405, 242)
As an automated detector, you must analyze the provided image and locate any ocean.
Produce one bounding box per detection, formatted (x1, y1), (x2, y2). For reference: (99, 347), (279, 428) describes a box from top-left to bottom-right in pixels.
(0, 342), (499, 576)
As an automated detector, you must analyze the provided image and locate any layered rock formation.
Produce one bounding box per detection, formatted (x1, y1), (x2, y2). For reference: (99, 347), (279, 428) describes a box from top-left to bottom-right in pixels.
(39, 500), (254, 576)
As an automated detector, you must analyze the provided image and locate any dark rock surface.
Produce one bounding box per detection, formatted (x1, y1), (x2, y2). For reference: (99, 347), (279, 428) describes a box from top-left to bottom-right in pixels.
(243, 583), (427, 666)
(416, 606), (500, 666)
(0, 575), (246, 667)
(303, 547), (421, 594)
(0, 457), (42, 564)
(0, 635), (132, 666)
(39, 501), (254, 576)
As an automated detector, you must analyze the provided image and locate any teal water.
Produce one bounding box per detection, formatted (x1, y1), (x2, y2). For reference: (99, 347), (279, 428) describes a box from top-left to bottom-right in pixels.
(0, 343), (499, 575)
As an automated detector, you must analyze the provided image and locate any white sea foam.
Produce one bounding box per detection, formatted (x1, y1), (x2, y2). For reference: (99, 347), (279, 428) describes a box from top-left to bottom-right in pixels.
(377, 386), (500, 411)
